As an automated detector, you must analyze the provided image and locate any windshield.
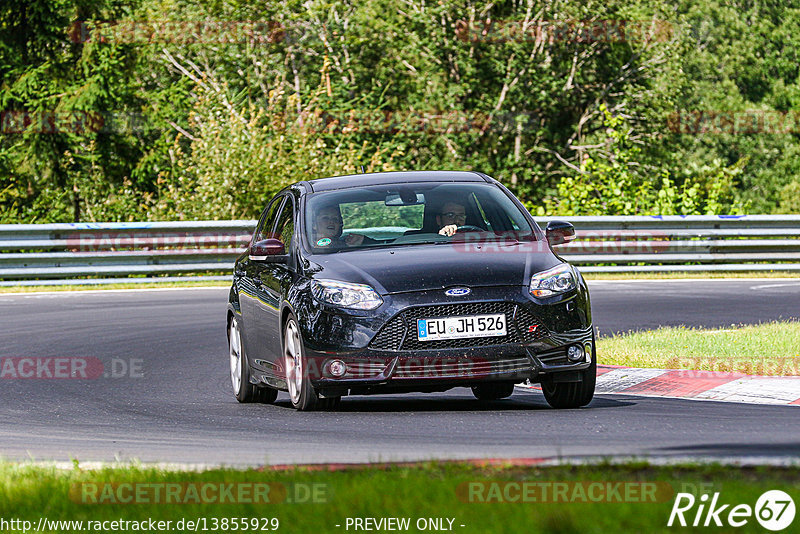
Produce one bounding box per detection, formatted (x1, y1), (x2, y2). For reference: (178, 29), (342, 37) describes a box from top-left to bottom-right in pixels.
(303, 182), (537, 253)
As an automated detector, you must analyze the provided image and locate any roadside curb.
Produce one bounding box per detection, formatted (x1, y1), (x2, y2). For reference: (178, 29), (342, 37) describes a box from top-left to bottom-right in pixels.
(518, 365), (800, 406)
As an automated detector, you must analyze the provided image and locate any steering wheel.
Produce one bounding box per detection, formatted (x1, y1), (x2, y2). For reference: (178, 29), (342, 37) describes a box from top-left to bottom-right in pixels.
(456, 225), (484, 233)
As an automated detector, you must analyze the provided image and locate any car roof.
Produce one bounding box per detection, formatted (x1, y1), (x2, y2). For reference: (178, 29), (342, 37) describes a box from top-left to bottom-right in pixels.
(300, 170), (491, 192)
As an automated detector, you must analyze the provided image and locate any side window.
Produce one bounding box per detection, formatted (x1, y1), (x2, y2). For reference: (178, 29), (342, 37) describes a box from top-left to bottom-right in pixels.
(468, 193), (493, 231)
(254, 196), (285, 242)
(473, 191), (520, 232)
(274, 197), (295, 247)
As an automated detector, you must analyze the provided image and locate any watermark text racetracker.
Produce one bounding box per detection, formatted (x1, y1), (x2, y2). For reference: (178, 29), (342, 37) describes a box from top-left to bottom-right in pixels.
(0, 357), (143, 380)
(72, 482), (328, 505)
(458, 481), (674, 503)
(66, 18), (673, 46)
(66, 230), (250, 251)
(68, 20), (284, 45)
(668, 110), (800, 135)
(454, 19), (674, 44)
(450, 230), (670, 255)
(664, 357), (800, 377)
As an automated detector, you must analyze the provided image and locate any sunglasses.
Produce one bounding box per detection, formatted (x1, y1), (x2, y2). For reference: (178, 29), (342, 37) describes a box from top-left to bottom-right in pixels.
(440, 211), (467, 220)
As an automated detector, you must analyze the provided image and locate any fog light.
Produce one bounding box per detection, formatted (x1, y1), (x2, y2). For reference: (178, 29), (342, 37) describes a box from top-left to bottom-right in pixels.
(566, 345), (584, 362)
(328, 359), (346, 378)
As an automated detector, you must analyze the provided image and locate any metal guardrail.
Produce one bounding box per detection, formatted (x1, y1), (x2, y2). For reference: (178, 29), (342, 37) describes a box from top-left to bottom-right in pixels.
(0, 216), (799, 285)
(539, 215), (800, 273)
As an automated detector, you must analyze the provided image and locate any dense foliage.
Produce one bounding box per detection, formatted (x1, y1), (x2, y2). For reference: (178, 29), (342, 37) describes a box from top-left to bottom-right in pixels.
(2, 0), (799, 222)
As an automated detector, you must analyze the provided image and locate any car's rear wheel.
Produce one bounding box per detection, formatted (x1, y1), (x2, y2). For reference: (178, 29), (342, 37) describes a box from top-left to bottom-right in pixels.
(229, 317), (278, 404)
(284, 316), (340, 411)
(542, 341), (596, 409)
(471, 382), (516, 400)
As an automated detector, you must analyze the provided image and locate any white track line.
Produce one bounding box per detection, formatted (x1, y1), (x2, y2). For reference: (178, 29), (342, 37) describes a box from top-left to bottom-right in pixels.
(0, 286), (229, 298)
(588, 278), (799, 284)
(695, 377), (800, 404)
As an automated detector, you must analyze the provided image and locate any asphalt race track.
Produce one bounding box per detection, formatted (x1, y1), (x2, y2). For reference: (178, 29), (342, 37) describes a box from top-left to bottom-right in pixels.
(1, 280), (798, 466)
(589, 279), (800, 335)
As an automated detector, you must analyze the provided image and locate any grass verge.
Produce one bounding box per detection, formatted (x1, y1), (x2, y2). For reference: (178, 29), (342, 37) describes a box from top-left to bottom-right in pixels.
(1, 461), (797, 533)
(598, 321), (800, 375)
(0, 280), (229, 293)
(584, 271), (800, 280)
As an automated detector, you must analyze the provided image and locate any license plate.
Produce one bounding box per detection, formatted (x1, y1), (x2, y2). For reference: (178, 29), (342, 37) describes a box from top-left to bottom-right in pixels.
(417, 313), (506, 341)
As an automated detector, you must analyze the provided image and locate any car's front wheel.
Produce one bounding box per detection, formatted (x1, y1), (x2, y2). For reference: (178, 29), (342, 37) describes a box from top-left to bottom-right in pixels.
(229, 317), (278, 404)
(541, 343), (596, 409)
(284, 316), (340, 411)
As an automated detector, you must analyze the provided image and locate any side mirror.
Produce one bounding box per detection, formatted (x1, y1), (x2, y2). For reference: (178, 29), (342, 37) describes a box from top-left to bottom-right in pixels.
(545, 221), (576, 247)
(249, 238), (288, 263)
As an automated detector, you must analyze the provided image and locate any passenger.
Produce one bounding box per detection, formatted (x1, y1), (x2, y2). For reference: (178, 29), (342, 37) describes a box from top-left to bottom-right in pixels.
(312, 204), (372, 247)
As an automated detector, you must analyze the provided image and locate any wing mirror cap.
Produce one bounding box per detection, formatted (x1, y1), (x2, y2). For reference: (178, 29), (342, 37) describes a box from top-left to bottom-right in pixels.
(249, 238), (288, 263)
(545, 221), (576, 247)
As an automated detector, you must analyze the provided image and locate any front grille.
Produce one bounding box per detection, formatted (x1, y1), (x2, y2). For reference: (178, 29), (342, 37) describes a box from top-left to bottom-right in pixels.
(516, 306), (550, 343)
(393, 355), (533, 379)
(369, 301), (549, 351)
(368, 315), (406, 350)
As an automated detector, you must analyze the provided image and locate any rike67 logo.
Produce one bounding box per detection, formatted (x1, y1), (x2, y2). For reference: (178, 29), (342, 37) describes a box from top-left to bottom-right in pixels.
(668, 490), (795, 531)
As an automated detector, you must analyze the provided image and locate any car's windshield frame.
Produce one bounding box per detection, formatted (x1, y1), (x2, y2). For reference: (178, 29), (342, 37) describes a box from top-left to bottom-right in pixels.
(300, 181), (541, 255)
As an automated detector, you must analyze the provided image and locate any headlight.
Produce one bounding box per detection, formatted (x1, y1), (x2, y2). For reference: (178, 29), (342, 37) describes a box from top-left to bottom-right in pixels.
(311, 279), (383, 310)
(530, 264), (577, 298)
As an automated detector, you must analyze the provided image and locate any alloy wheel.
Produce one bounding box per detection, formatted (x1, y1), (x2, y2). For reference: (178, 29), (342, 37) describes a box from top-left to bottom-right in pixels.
(229, 320), (243, 395)
(284, 320), (303, 405)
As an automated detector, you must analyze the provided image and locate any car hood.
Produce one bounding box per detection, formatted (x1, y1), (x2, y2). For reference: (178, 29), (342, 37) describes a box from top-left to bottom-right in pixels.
(307, 242), (561, 295)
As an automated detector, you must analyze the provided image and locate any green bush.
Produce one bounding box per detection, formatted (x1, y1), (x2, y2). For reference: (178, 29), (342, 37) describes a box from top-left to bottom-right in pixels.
(151, 63), (399, 220)
(535, 105), (748, 216)
(776, 181), (800, 214)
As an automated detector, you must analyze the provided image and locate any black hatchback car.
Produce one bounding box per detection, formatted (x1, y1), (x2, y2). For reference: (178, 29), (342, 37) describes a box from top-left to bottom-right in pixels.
(227, 171), (595, 410)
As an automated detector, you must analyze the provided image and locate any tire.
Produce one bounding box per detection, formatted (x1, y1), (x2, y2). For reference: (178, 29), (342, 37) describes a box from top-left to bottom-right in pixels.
(471, 382), (516, 400)
(284, 315), (339, 411)
(229, 317), (278, 404)
(542, 342), (596, 409)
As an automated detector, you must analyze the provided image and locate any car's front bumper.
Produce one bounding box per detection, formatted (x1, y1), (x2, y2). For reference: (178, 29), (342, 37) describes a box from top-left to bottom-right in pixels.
(272, 284), (594, 394)
(307, 341), (593, 395)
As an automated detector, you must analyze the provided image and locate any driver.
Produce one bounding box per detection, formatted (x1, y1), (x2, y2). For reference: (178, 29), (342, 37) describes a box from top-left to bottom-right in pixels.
(436, 201), (467, 237)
